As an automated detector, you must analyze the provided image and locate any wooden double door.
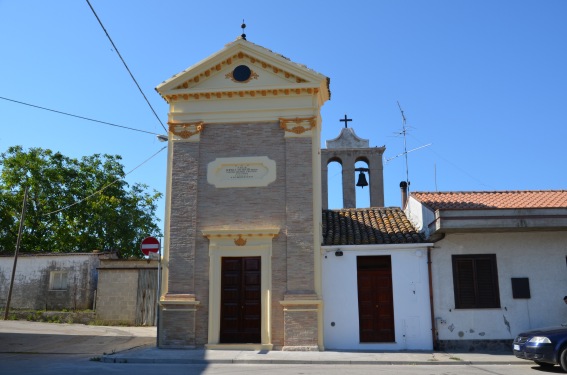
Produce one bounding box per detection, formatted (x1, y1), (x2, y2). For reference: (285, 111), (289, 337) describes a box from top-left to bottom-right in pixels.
(220, 257), (261, 343)
(357, 255), (395, 342)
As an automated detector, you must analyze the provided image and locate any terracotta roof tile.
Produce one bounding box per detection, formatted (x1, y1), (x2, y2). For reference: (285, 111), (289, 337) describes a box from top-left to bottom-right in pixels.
(322, 207), (426, 246)
(411, 190), (567, 210)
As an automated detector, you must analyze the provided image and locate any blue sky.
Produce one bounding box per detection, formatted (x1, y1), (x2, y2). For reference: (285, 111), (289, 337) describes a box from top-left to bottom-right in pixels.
(1, 1), (566, 233)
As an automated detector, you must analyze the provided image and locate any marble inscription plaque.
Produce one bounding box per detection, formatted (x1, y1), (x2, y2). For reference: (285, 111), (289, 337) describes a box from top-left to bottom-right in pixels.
(207, 156), (276, 188)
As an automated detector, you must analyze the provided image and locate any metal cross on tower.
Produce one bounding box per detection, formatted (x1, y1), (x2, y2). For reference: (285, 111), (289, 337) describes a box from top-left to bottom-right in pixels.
(339, 114), (352, 128)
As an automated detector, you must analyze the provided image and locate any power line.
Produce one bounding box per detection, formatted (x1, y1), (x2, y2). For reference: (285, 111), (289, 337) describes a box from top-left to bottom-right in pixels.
(85, 0), (167, 133)
(0, 96), (159, 136)
(407, 132), (492, 189)
(43, 146), (167, 216)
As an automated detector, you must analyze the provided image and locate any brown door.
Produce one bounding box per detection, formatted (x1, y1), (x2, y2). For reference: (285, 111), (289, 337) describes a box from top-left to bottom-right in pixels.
(357, 255), (395, 342)
(220, 257), (261, 343)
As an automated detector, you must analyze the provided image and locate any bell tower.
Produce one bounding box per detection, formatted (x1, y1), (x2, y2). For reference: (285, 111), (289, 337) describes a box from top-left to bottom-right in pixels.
(321, 117), (385, 208)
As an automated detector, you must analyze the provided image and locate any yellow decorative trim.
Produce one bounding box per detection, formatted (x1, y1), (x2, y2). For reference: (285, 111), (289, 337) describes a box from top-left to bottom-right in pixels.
(202, 228), (280, 239)
(173, 53), (306, 90)
(207, 231), (276, 347)
(160, 297), (200, 306)
(168, 121), (205, 139)
(225, 70), (259, 83)
(234, 235), (247, 246)
(164, 87), (319, 102)
(279, 117), (317, 134)
(162, 307), (198, 312)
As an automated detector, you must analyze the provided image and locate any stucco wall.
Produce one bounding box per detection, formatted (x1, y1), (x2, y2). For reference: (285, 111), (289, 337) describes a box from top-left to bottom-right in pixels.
(432, 231), (567, 345)
(406, 196), (435, 235)
(322, 245), (433, 350)
(0, 253), (99, 310)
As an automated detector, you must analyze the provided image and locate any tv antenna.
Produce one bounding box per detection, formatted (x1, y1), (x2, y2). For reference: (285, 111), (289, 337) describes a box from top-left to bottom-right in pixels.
(385, 101), (431, 191)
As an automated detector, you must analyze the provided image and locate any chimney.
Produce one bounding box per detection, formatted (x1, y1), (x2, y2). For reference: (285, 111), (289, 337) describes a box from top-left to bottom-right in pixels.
(400, 181), (408, 209)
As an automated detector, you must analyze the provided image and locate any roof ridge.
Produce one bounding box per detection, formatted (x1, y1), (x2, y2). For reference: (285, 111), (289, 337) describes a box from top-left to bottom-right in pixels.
(412, 190), (567, 195)
(411, 190), (567, 210)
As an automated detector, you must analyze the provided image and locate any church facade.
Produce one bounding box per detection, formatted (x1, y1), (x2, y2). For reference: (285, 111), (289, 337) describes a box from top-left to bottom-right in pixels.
(155, 37), (431, 350)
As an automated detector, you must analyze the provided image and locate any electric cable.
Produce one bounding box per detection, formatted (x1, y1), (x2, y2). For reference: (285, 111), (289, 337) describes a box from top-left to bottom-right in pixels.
(0, 96), (159, 136)
(85, 0), (167, 133)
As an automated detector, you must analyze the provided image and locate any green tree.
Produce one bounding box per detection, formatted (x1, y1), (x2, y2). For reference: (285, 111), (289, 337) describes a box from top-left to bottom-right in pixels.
(0, 146), (162, 258)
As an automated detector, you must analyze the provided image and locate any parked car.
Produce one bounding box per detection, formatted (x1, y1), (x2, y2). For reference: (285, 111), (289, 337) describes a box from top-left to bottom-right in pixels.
(513, 325), (567, 372)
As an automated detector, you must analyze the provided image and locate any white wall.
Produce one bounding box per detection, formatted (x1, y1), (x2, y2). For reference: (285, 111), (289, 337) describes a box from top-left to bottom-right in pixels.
(406, 196), (435, 235)
(0, 253), (99, 310)
(322, 245), (433, 350)
(433, 231), (567, 342)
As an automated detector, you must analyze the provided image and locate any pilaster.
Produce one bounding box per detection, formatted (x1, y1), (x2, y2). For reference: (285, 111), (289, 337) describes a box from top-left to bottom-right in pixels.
(159, 132), (201, 347)
(281, 120), (322, 350)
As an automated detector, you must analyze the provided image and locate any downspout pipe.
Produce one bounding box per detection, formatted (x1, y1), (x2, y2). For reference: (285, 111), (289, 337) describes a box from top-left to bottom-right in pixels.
(427, 246), (437, 350)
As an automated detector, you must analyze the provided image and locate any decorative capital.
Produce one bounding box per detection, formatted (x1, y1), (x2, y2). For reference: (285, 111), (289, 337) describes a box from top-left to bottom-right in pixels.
(279, 117), (317, 137)
(168, 121), (205, 141)
(234, 235), (247, 246)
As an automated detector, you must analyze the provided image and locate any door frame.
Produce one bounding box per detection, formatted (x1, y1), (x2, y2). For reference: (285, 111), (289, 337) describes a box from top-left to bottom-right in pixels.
(356, 255), (395, 343)
(203, 228), (279, 349)
(219, 256), (262, 343)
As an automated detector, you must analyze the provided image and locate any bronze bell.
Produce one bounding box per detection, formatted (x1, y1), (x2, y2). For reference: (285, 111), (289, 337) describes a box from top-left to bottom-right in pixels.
(356, 171), (369, 188)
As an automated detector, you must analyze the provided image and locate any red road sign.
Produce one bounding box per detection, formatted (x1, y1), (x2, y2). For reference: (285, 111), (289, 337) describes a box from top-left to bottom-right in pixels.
(141, 236), (160, 256)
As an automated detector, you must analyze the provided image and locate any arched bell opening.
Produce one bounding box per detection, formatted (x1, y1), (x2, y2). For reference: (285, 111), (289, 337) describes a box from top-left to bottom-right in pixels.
(355, 159), (370, 208)
(327, 158), (344, 209)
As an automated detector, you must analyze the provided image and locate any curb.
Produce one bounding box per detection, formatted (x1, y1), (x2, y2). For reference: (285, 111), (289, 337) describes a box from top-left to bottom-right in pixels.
(101, 356), (531, 365)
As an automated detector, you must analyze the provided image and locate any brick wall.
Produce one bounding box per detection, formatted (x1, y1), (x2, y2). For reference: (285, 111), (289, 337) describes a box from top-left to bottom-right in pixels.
(197, 123), (288, 346)
(283, 307), (319, 350)
(163, 121), (318, 348)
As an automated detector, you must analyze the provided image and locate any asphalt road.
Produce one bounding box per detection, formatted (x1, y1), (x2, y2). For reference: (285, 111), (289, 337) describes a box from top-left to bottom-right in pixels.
(0, 320), (563, 375)
(0, 320), (156, 355)
(0, 360), (560, 375)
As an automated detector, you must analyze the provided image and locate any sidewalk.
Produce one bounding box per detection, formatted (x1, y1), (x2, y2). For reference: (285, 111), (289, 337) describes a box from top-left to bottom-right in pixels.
(0, 320), (526, 366)
(102, 346), (527, 365)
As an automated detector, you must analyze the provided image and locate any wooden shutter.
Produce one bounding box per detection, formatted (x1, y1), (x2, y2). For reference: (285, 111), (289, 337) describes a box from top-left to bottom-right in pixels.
(452, 255), (500, 309)
(454, 258), (476, 308)
(475, 257), (500, 308)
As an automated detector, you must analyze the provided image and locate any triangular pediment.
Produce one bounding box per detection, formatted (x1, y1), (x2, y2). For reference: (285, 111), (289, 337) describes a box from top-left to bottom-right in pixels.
(156, 38), (330, 103)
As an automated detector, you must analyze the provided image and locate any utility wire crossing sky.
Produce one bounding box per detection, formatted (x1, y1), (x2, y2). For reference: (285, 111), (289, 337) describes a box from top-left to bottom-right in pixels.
(1, 1), (566, 233)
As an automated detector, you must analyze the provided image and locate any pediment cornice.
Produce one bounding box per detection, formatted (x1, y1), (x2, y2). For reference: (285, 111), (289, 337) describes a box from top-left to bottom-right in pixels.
(156, 38), (330, 104)
(172, 51), (308, 91)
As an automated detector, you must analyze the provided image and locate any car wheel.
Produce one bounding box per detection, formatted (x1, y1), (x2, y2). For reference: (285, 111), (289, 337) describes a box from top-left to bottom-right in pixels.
(560, 347), (567, 372)
(534, 361), (555, 368)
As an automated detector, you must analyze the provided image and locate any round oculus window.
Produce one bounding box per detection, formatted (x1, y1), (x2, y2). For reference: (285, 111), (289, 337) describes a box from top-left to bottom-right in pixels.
(232, 65), (252, 82)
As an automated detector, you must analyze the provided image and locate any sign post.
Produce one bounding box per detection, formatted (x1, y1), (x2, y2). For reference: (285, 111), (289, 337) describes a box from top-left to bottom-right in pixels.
(140, 236), (161, 334)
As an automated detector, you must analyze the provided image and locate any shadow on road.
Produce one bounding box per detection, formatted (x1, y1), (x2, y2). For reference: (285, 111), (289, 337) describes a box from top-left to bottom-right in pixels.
(0, 321), (155, 356)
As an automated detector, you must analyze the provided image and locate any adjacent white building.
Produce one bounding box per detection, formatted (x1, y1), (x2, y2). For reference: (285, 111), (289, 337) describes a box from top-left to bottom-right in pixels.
(407, 190), (567, 351)
(322, 236), (433, 350)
